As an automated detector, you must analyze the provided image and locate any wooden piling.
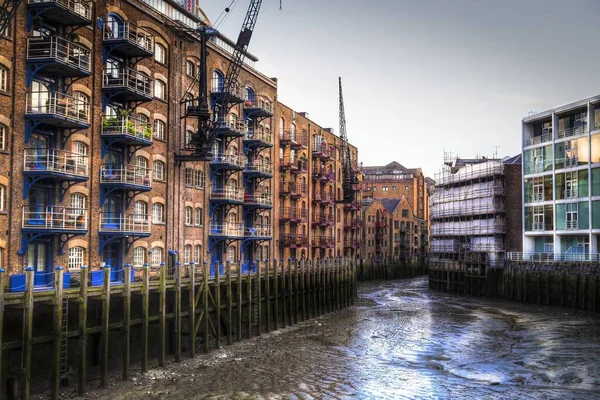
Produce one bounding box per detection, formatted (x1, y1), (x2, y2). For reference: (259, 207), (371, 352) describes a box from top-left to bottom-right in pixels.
(293, 259), (299, 324)
(159, 262), (167, 367)
(215, 262), (221, 348)
(78, 266), (89, 394)
(122, 264), (132, 380)
(22, 267), (35, 399)
(281, 260), (287, 328)
(301, 259), (306, 321)
(175, 262), (182, 362)
(265, 261), (271, 333)
(188, 262), (196, 358)
(226, 261), (233, 345)
(203, 263), (209, 353)
(247, 266), (253, 337)
(100, 266), (110, 387)
(52, 267), (64, 399)
(141, 264), (149, 372)
(237, 262), (242, 341)
(0, 269), (4, 397)
(288, 260), (293, 326)
(273, 259), (279, 329)
(256, 261), (262, 336)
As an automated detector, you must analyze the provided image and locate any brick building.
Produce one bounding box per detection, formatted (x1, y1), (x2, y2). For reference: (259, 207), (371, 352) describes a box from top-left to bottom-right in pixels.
(0, 0), (361, 285)
(361, 161), (430, 263)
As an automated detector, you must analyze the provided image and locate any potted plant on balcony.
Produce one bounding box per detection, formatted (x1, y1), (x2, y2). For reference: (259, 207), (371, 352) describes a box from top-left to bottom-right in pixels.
(102, 116), (118, 132)
(143, 126), (152, 140)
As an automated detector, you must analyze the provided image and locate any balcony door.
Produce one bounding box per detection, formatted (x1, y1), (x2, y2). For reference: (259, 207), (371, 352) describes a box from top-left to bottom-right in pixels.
(29, 186), (49, 223)
(102, 242), (122, 282)
(102, 196), (121, 229)
(29, 134), (49, 169)
(27, 241), (52, 284)
(30, 80), (50, 113)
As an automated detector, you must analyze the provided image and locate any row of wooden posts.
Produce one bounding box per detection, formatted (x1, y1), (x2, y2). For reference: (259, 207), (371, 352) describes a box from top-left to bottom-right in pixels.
(0, 257), (358, 399)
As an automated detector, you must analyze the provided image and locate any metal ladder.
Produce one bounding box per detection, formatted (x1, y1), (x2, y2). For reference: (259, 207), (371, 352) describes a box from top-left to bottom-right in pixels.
(60, 297), (69, 379)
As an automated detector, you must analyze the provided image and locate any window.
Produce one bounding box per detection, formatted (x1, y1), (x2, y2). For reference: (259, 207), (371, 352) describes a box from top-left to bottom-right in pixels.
(185, 168), (205, 188)
(154, 79), (166, 100)
(72, 141), (87, 166)
(392, 186), (396, 191)
(194, 207), (203, 226)
(0, 123), (6, 151)
(185, 130), (193, 149)
(0, 247), (3, 270)
(133, 247), (145, 267)
(186, 61), (195, 77)
(185, 206), (192, 225)
(0, 184), (5, 211)
(155, 43), (166, 64)
(68, 247), (85, 270)
(134, 200), (148, 220)
(246, 87), (255, 104)
(154, 120), (166, 140)
(184, 244), (192, 265)
(0, 65), (8, 92)
(405, 186), (409, 192)
(383, 186), (389, 192)
(70, 193), (86, 213)
(212, 70), (224, 91)
(402, 209), (409, 218)
(153, 160), (165, 181)
(227, 245), (236, 262)
(152, 203), (164, 223)
(151, 247), (163, 266)
(194, 245), (202, 263)
(566, 203), (578, 229)
(73, 91), (89, 121)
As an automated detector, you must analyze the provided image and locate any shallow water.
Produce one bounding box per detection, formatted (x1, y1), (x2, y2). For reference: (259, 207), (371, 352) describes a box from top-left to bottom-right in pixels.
(89, 277), (600, 400)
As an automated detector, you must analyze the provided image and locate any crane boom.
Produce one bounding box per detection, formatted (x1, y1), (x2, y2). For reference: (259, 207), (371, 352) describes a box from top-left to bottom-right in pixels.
(0, 0), (20, 36)
(339, 77), (356, 203)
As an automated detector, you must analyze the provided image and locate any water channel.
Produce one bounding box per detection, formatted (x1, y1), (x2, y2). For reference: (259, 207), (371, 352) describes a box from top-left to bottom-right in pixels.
(85, 277), (600, 400)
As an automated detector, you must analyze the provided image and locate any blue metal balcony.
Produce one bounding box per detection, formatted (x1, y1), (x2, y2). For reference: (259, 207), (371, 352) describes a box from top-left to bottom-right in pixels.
(100, 164), (152, 206)
(25, 91), (90, 140)
(99, 212), (151, 236)
(243, 224), (272, 240)
(244, 126), (273, 148)
(209, 187), (245, 206)
(210, 79), (246, 106)
(27, 0), (92, 30)
(211, 153), (245, 171)
(243, 96), (274, 119)
(23, 148), (89, 199)
(214, 119), (247, 139)
(101, 114), (153, 157)
(102, 68), (153, 109)
(26, 36), (91, 85)
(102, 20), (154, 61)
(243, 193), (273, 210)
(244, 161), (273, 179)
(209, 222), (245, 239)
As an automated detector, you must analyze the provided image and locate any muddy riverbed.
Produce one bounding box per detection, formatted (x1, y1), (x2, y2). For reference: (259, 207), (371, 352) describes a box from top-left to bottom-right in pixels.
(77, 277), (600, 399)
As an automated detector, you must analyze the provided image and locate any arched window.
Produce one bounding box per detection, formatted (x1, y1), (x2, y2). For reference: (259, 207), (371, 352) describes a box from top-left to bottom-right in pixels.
(246, 86), (255, 104)
(154, 79), (166, 100)
(290, 123), (296, 141)
(194, 244), (202, 263)
(73, 91), (89, 121)
(155, 43), (166, 64)
(185, 130), (193, 149)
(184, 245), (192, 265)
(279, 117), (284, 137)
(154, 120), (166, 140)
(68, 247), (85, 270)
(185, 206), (193, 225)
(70, 193), (86, 214)
(152, 203), (164, 223)
(186, 61), (195, 77)
(0, 123), (6, 150)
(194, 207), (203, 226)
(134, 200), (148, 220)
(105, 13), (124, 39)
(227, 245), (236, 262)
(337, 228), (341, 243)
(151, 247), (163, 266)
(153, 160), (165, 181)
(213, 70), (224, 92)
(0, 64), (9, 92)
(72, 140), (88, 167)
(133, 247), (145, 267)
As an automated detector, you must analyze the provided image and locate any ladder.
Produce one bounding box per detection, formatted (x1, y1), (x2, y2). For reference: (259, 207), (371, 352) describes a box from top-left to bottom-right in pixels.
(60, 297), (69, 380)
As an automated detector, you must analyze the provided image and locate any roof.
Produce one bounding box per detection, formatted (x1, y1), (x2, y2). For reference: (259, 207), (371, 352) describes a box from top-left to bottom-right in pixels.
(503, 154), (522, 165)
(380, 199), (401, 215)
(361, 161), (414, 176)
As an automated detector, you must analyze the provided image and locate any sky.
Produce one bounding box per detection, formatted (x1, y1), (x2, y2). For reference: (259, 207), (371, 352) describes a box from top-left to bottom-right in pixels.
(200, 0), (600, 178)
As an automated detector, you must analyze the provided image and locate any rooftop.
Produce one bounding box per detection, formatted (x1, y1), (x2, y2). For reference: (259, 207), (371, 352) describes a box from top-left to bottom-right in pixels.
(522, 94), (600, 123)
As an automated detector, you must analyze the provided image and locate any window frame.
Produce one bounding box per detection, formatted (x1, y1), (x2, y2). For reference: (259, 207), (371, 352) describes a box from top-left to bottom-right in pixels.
(151, 247), (163, 266)
(133, 247), (146, 267)
(152, 202), (164, 224)
(0, 123), (6, 151)
(154, 119), (166, 140)
(0, 65), (8, 93)
(68, 246), (85, 270)
(0, 184), (5, 211)
(154, 43), (167, 64)
(154, 79), (166, 100)
(185, 206), (193, 226)
(153, 160), (165, 181)
(194, 207), (203, 226)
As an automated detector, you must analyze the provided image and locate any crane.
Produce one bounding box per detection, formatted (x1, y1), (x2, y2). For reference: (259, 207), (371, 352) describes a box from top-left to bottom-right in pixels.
(338, 77), (358, 203)
(0, 0), (20, 35)
(179, 0), (266, 161)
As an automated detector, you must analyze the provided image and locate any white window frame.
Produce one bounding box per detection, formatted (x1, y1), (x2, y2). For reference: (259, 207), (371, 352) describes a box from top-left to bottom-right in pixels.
(68, 247), (85, 270)
(194, 207), (202, 226)
(533, 206), (544, 231)
(0, 184), (5, 211)
(153, 160), (165, 181)
(194, 244), (202, 263)
(154, 43), (166, 64)
(134, 200), (148, 221)
(0, 123), (6, 150)
(154, 79), (166, 100)
(133, 247), (145, 267)
(565, 171), (578, 199)
(70, 193), (86, 214)
(154, 119), (166, 140)
(227, 245), (236, 262)
(0, 65), (8, 92)
(152, 203), (164, 224)
(184, 245), (191, 265)
(186, 60), (195, 77)
(566, 203), (578, 229)
(185, 206), (192, 225)
(532, 177), (544, 202)
(151, 247), (163, 266)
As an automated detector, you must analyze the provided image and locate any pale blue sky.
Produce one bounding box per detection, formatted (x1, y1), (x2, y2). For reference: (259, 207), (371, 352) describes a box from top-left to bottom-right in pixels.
(200, 0), (600, 177)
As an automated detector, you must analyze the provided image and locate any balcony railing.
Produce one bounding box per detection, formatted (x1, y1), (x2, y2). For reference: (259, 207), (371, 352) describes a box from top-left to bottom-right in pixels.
(245, 126), (272, 144)
(27, 36), (91, 74)
(506, 252), (600, 263)
(564, 188), (578, 199)
(24, 148), (88, 177)
(27, 0), (92, 22)
(100, 164), (152, 187)
(100, 212), (150, 233)
(214, 119), (248, 135)
(525, 130), (552, 146)
(245, 224), (272, 238)
(245, 161), (273, 175)
(244, 96), (273, 115)
(210, 222), (245, 237)
(311, 236), (334, 248)
(210, 187), (244, 202)
(279, 182), (296, 195)
(532, 222), (546, 231)
(212, 153), (246, 169)
(103, 20), (154, 53)
(245, 192), (272, 206)
(279, 233), (309, 247)
(23, 206), (88, 230)
(290, 208), (308, 222)
(565, 220), (579, 230)
(291, 183), (308, 197)
(211, 78), (245, 100)
(101, 114), (153, 143)
(26, 91), (90, 125)
(531, 192), (544, 202)
(557, 125), (587, 140)
(102, 68), (153, 98)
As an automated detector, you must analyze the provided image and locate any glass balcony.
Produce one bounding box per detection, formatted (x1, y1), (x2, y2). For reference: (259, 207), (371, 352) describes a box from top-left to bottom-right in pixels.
(209, 222), (245, 238)
(244, 224), (272, 239)
(244, 96), (273, 118)
(26, 36), (91, 78)
(102, 68), (153, 103)
(210, 187), (244, 204)
(27, 0), (92, 27)
(101, 114), (153, 146)
(24, 148), (88, 180)
(26, 91), (90, 129)
(103, 20), (154, 58)
(211, 153), (245, 170)
(244, 161), (273, 178)
(99, 212), (150, 235)
(244, 126), (273, 148)
(100, 164), (152, 191)
(557, 125), (587, 140)
(22, 205), (88, 232)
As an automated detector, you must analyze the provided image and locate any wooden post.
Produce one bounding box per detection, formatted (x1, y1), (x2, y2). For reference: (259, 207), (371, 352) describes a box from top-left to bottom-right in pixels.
(0, 269), (4, 397)
(203, 262), (209, 353)
(77, 266), (88, 395)
(226, 261), (233, 345)
(265, 260), (271, 333)
(237, 262), (243, 341)
(256, 260), (262, 336)
(273, 259), (279, 329)
(215, 261), (221, 348)
(281, 259), (287, 328)
(159, 262), (166, 367)
(22, 267), (35, 400)
(288, 259), (293, 326)
(312, 259), (317, 318)
(247, 265), (253, 337)
(122, 264), (132, 380)
(188, 262), (196, 357)
(293, 259), (299, 324)
(300, 259), (306, 321)
(175, 262), (182, 362)
(100, 266), (111, 387)
(141, 264), (150, 372)
(52, 266), (64, 399)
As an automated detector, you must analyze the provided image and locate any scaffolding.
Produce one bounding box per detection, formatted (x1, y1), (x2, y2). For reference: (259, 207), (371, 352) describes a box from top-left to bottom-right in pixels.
(429, 157), (506, 273)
